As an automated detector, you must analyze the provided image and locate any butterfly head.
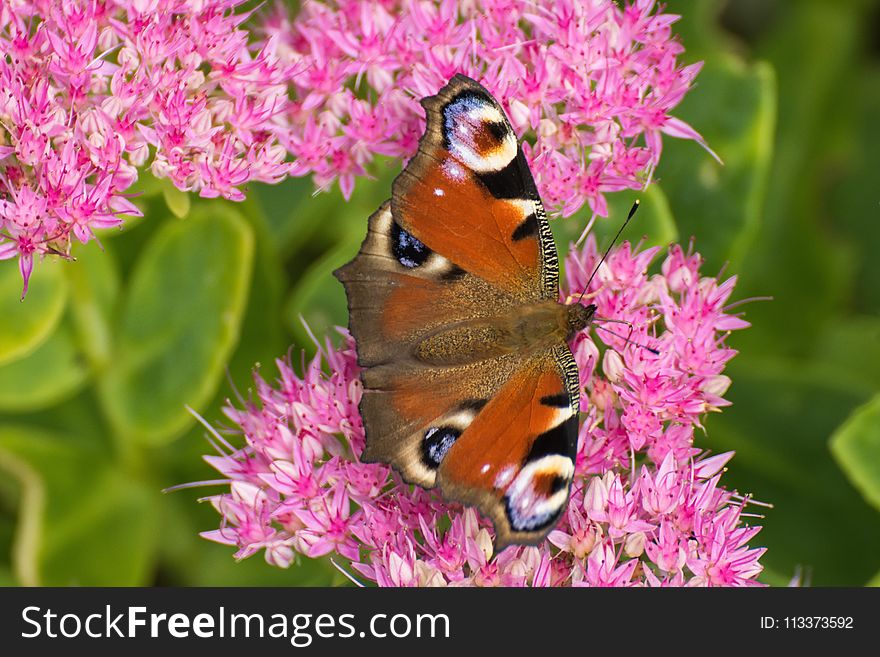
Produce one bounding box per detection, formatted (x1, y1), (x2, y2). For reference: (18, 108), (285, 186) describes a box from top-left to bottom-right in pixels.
(565, 301), (596, 339)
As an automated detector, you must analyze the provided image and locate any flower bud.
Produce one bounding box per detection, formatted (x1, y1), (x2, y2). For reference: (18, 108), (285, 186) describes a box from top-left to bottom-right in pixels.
(625, 531), (646, 558)
(603, 349), (625, 383)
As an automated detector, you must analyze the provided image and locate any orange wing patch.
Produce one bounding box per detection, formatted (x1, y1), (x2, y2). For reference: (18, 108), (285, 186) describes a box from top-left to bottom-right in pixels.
(394, 155), (541, 298)
(436, 355), (578, 548)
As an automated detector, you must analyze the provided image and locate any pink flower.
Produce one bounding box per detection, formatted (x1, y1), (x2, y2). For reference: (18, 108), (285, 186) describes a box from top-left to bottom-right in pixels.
(2, 0), (710, 297)
(293, 485), (360, 561)
(580, 542), (639, 587)
(0, 0), (289, 295)
(195, 239), (767, 586)
(271, 0), (710, 210)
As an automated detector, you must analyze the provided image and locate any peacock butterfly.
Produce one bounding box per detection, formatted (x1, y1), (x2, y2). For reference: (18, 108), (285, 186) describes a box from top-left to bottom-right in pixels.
(334, 74), (595, 549)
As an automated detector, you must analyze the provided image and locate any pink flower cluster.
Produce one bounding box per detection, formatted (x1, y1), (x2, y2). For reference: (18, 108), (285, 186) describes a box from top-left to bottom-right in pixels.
(270, 0), (712, 210)
(200, 238), (766, 586)
(1, 0), (708, 297)
(0, 0), (291, 296)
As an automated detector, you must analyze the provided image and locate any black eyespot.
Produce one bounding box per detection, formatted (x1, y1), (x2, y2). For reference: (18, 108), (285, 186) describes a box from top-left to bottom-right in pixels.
(391, 221), (430, 268)
(486, 120), (509, 141)
(422, 426), (461, 469)
(549, 475), (568, 495)
(441, 90), (496, 148)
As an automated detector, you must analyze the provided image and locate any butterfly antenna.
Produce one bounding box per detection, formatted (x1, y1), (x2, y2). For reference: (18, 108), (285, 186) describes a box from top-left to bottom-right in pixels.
(593, 321), (660, 356)
(575, 199), (641, 304)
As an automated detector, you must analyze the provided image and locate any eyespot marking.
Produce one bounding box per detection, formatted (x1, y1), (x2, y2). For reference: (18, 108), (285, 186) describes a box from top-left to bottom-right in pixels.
(423, 426), (460, 469)
(486, 121), (508, 141)
(503, 455), (574, 532)
(441, 90), (517, 173)
(420, 401), (484, 470)
(391, 220), (430, 268)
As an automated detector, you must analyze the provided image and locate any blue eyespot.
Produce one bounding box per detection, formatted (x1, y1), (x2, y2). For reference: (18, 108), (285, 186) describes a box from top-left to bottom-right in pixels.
(391, 221), (430, 268)
(422, 426), (460, 469)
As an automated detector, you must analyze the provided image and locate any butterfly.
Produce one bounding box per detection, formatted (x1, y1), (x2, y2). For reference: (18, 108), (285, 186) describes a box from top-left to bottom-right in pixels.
(334, 75), (595, 549)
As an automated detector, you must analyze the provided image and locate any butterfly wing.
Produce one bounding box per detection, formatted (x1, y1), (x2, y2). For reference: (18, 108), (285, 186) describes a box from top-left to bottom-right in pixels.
(335, 199), (533, 488)
(335, 75), (580, 544)
(393, 74), (560, 302)
(436, 345), (581, 548)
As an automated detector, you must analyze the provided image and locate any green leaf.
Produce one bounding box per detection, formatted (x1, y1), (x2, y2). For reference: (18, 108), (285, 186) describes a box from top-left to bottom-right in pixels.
(279, 163), (398, 346)
(0, 321), (89, 412)
(223, 193), (287, 391)
(609, 186), (678, 248)
(256, 158), (396, 262)
(755, 564), (797, 588)
(99, 204), (254, 446)
(656, 55), (776, 270)
(67, 240), (121, 370)
(828, 67), (880, 315)
(161, 179), (192, 219)
(830, 394), (880, 513)
(284, 238), (357, 346)
(255, 176), (338, 261)
(810, 316), (880, 395)
(0, 260), (68, 366)
(731, 1), (869, 357)
(122, 172), (165, 232)
(664, 0), (740, 60)
(0, 567), (17, 586)
(706, 359), (880, 585)
(0, 426), (159, 585)
(128, 171), (166, 199)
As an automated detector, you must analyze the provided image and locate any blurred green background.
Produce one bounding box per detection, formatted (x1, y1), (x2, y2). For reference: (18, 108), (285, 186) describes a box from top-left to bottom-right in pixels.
(1, 0), (878, 586)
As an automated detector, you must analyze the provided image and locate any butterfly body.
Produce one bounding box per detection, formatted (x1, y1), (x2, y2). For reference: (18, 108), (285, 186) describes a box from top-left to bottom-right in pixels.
(413, 300), (592, 367)
(335, 75), (595, 548)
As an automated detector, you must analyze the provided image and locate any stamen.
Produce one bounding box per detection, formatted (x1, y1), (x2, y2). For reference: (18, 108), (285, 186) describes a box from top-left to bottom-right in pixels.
(187, 404), (236, 453)
(575, 212), (597, 247)
(331, 558), (366, 587)
(723, 296), (774, 311)
(163, 479), (230, 493)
